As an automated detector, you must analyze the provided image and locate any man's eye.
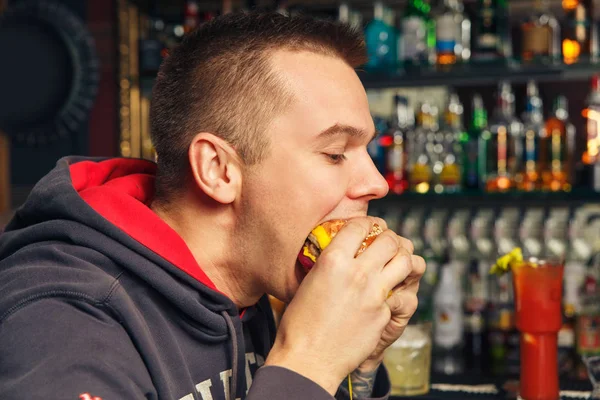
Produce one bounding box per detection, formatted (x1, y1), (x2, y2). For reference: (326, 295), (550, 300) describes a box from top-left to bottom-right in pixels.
(325, 153), (347, 164)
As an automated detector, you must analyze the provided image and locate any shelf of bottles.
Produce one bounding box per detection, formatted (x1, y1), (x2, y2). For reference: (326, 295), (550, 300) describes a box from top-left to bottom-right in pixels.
(358, 0), (600, 88)
(369, 197), (600, 380)
(137, 1), (600, 88)
(369, 77), (600, 202)
(138, 1), (219, 86)
(361, 0), (600, 377)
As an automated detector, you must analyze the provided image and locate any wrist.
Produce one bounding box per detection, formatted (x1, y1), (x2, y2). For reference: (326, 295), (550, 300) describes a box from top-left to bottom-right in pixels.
(265, 345), (343, 395)
(348, 361), (380, 399)
(357, 354), (384, 374)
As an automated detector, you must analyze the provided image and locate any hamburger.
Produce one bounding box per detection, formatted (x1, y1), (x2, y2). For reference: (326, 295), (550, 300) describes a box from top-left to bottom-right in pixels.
(297, 219), (384, 271)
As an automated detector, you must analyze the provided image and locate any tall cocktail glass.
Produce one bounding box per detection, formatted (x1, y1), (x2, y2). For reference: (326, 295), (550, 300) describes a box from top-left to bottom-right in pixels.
(512, 259), (564, 400)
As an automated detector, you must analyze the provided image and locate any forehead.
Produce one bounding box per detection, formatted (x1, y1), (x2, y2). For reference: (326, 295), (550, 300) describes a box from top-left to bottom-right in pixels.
(268, 50), (374, 140)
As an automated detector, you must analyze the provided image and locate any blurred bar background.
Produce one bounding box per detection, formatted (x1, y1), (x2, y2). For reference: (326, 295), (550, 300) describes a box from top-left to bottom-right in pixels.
(1, 0), (600, 396)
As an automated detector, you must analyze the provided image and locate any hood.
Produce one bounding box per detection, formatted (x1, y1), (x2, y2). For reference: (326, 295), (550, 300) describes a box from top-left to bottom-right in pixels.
(0, 156), (242, 336)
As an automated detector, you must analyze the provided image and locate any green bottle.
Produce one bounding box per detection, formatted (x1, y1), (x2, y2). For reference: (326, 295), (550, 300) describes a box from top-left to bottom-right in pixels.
(400, 0), (435, 65)
(461, 94), (489, 190)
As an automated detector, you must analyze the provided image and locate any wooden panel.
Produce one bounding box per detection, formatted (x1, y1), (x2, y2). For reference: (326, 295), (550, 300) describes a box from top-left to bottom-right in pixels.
(128, 3), (141, 158)
(87, 0), (119, 157)
(0, 0), (9, 215)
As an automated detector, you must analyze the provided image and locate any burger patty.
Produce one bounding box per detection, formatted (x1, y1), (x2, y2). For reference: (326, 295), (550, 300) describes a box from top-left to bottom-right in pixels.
(304, 237), (321, 259)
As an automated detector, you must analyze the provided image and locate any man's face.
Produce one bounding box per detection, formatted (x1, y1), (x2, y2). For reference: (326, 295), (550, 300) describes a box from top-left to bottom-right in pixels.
(239, 50), (388, 303)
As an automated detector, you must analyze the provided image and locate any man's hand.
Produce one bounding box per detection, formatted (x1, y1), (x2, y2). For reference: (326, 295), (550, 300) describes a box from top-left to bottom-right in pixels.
(264, 217), (421, 395)
(351, 235), (425, 397)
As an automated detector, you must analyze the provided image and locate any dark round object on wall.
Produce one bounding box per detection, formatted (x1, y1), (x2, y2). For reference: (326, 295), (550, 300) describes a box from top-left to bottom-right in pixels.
(0, 0), (99, 146)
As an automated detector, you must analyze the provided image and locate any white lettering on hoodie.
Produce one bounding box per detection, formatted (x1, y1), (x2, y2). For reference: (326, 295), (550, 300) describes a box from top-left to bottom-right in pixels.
(178, 351), (264, 400)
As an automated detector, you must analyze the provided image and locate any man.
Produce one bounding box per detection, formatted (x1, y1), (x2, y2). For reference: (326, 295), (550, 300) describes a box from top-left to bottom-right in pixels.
(0, 11), (424, 400)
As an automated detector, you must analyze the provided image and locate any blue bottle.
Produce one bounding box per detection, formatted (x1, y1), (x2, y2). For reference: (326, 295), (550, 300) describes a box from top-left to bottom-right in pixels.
(364, 1), (397, 69)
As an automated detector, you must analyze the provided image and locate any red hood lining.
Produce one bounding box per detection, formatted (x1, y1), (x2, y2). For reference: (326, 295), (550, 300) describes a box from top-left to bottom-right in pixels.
(69, 158), (219, 292)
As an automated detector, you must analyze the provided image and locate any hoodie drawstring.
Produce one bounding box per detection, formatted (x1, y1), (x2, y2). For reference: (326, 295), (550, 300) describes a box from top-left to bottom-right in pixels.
(222, 311), (238, 400)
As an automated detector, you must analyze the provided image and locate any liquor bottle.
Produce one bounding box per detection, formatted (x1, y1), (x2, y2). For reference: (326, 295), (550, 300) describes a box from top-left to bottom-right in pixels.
(484, 82), (521, 192)
(558, 312), (578, 380)
(400, 0), (435, 66)
(489, 209), (521, 376)
(471, 209), (497, 271)
(434, 0), (470, 66)
(517, 81), (545, 192)
(433, 261), (465, 375)
(583, 76), (600, 191)
(487, 273), (518, 375)
(427, 106), (445, 191)
(386, 96), (411, 194)
(458, 0), (472, 63)
(495, 208), (521, 258)
(183, 1), (200, 34)
(562, 0), (594, 64)
(467, 209), (495, 375)
(461, 94), (487, 190)
(464, 257), (490, 373)
(591, 14), (600, 64)
(378, 204), (402, 234)
(423, 209), (449, 279)
(519, 209), (545, 259)
(447, 210), (471, 263)
(419, 212), (444, 327)
(438, 94), (463, 193)
(410, 104), (435, 193)
(559, 217), (589, 378)
(140, 9), (166, 75)
(472, 0), (510, 62)
(407, 103), (426, 176)
(541, 96), (576, 192)
(544, 208), (570, 261)
(338, 2), (363, 30)
(365, 1), (397, 69)
(521, 0), (561, 63)
(338, 2), (350, 23)
(402, 210), (433, 322)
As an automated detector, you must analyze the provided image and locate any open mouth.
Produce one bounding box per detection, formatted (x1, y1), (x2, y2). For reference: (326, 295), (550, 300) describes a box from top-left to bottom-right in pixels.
(296, 220), (346, 273)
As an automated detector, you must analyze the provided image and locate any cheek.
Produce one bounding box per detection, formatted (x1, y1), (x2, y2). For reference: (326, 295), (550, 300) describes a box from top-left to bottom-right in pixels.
(255, 152), (350, 228)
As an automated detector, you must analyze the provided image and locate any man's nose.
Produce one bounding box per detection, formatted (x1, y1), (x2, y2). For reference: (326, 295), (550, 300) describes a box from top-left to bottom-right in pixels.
(348, 153), (389, 201)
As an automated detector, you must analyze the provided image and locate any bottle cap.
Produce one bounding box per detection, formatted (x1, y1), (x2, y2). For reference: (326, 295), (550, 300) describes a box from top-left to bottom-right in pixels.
(472, 94), (484, 109)
(526, 80), (539, 97)
(374, 1), (384, 20)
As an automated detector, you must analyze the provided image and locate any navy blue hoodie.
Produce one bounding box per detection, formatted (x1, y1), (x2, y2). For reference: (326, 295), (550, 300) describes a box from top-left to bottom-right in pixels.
(0, 157), (390, 400)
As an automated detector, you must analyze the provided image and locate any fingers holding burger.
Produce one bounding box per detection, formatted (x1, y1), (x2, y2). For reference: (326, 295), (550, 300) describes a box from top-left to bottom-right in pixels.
(298, 216), (419, 299)
(297, 217), (389, 273)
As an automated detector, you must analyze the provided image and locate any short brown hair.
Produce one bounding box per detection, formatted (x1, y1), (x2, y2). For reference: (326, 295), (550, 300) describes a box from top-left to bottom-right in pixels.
(150, 11), (367, 203)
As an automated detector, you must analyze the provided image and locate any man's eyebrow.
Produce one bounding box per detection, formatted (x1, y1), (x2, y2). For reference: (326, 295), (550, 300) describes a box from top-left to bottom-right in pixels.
(315, 123), (376, 142)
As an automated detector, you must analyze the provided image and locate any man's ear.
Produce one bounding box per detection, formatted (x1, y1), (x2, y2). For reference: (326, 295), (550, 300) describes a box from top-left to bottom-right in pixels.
(188, 133), (242, 204)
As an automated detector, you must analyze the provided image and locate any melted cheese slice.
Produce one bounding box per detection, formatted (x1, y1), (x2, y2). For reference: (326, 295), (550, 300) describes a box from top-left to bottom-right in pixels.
(302, 246), (316, 262)
(311, 225), (332, 250)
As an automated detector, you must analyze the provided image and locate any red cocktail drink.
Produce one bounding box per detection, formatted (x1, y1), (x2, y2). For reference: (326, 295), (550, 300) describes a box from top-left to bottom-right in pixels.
(512, 260), (564, 400)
